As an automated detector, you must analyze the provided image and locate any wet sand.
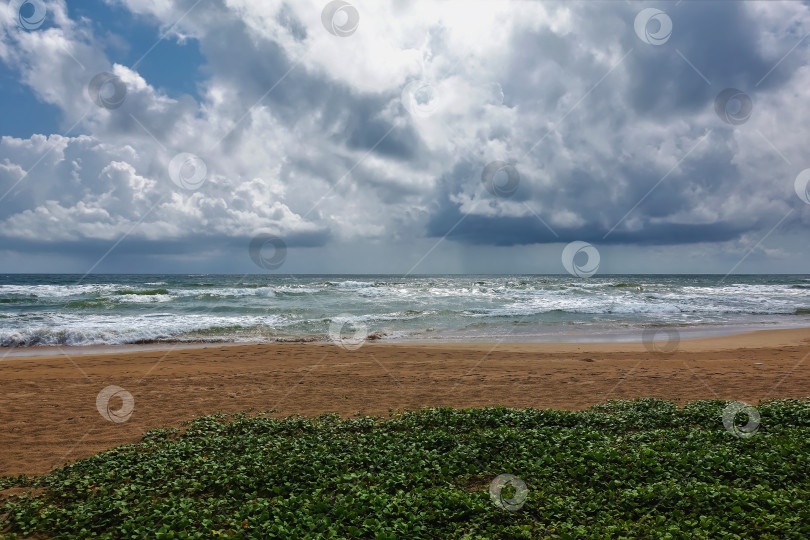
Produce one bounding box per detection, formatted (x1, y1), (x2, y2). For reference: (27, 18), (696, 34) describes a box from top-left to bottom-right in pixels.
(1, 328), (809, 477)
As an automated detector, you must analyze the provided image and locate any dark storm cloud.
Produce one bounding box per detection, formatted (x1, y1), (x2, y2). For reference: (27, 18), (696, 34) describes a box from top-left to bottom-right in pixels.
(276, 3), (308, 42)
(623, 2), (781, 116)
(345, 112), (422, 161)
(0, 228), (330, 258)
(1, 0), (809, 273)
(425, 129), (757, 246)
(422, 1), (807, 249)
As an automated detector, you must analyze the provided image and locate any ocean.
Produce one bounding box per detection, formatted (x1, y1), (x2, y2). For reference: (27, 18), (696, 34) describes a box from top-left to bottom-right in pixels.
(1, 274), (809, 348)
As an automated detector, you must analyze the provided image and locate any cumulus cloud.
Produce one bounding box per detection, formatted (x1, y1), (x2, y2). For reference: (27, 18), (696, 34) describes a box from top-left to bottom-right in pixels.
(0, 0), (809, 271)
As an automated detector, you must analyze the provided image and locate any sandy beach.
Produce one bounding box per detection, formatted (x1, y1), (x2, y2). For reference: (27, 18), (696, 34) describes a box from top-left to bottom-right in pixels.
(1, 327), (809, 477)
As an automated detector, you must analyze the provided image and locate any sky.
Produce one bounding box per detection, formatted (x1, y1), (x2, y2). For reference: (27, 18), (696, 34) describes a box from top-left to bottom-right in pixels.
(0, 0), (809, 275)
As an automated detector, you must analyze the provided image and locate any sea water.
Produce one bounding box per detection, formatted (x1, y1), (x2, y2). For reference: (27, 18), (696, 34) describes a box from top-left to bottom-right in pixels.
(1, 274), (809, 347)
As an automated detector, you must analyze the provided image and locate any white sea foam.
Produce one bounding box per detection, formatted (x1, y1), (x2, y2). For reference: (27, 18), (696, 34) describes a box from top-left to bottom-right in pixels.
(333, 280), (374, 288)
(0, 284), (119, 298)
(1, 275), (809, 347)
(111, 294), (174, 303)
(0, 313), (290, 347)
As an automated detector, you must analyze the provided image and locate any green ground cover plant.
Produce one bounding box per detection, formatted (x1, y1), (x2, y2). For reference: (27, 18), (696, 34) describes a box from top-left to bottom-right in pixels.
(1, 398), (808, 538)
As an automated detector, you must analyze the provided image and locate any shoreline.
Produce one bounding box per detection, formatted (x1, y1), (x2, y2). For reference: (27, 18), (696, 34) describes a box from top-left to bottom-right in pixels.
(1, 326), (808, 477)
(3, 324), (810, 358)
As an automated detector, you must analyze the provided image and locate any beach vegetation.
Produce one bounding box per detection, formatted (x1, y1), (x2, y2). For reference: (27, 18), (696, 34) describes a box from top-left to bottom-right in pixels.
(1, 398), (808, 538)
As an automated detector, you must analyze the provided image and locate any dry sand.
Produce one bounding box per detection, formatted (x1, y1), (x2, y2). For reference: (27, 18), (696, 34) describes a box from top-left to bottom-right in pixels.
(1, 327), (809, 477)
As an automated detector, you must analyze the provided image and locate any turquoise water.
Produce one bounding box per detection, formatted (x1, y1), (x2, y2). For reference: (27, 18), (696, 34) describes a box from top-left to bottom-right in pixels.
(1, 274), (809, 347)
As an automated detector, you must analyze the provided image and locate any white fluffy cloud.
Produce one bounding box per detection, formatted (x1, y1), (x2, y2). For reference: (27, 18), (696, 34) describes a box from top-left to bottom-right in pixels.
(1, 0), (809, 272)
